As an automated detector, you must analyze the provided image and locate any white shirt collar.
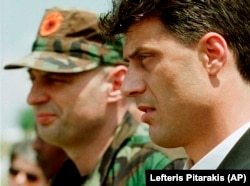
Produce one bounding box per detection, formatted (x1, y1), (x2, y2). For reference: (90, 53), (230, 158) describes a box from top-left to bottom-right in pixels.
(183, 122), (250, 170)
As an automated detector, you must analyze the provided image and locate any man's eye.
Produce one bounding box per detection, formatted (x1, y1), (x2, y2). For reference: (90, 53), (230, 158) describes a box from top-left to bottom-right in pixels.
(139, 55), (147, 61)
(139, 54), (152, 64)
(9, 167), (18, 176)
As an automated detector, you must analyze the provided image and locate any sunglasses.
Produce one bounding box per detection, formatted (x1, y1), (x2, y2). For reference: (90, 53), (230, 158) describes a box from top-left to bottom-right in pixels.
(9, 167), (39, 182)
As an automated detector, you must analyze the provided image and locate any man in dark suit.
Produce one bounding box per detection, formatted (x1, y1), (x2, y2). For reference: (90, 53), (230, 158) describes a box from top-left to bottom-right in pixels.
(99, 0), (250, 169)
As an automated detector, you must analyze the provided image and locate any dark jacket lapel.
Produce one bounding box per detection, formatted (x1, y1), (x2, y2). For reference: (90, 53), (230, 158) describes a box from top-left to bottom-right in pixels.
(217, 128), (250, 169)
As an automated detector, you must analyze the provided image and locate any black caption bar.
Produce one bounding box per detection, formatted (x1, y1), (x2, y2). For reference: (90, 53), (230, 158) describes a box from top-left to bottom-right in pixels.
(146, 170), (250, 185)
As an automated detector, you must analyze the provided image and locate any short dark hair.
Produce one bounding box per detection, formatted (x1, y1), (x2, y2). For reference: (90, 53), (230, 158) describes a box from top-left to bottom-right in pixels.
(99, 0), (250, 82)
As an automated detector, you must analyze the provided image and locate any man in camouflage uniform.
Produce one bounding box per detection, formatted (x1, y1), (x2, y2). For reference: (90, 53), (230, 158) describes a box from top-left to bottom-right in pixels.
(4, 7), (187, 186)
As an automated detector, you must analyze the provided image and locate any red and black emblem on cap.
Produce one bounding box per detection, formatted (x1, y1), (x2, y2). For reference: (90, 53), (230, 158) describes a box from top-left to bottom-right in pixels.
(39, 12), (64, 37)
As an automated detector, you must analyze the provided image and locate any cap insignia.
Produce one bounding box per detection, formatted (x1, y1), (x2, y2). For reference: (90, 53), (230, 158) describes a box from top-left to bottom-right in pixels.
(39, 12), (64, 37)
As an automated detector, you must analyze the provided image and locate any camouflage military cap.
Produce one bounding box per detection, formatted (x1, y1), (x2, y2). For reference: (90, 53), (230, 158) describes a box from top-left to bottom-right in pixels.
(4, 7), (126, 73)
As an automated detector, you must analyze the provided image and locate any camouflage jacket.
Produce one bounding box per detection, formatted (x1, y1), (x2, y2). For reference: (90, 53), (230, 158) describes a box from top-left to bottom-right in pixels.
(51, 112), (186, 186)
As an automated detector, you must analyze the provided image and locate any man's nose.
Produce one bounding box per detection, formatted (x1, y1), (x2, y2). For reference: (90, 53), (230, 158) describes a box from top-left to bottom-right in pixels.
(121, 68), (146, 97)
(27, 85), (49, 106)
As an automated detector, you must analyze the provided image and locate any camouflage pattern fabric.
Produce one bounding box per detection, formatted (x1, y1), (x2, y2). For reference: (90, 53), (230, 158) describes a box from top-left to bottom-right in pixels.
(4, 7), (126, 73)
(51, 112), (187, 186)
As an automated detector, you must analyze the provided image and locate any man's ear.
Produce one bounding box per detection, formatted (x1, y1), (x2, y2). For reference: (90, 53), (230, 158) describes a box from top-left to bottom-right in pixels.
(198, 32), (228, 76)
(107, 65), (127, 103)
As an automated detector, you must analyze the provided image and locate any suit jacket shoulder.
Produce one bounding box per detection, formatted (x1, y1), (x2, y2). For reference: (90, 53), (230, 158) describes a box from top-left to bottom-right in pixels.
(217, 128), (250, 169)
